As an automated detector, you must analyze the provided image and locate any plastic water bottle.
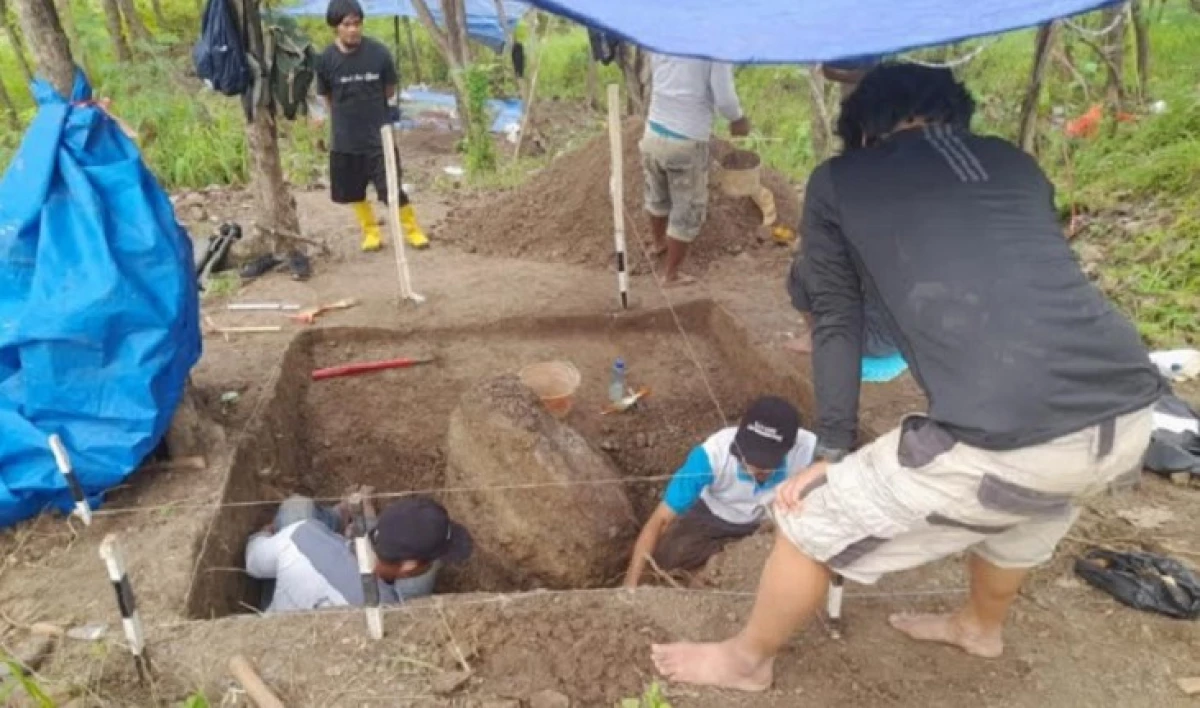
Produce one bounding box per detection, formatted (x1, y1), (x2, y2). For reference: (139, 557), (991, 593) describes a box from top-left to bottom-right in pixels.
(609, 358), (627, 403)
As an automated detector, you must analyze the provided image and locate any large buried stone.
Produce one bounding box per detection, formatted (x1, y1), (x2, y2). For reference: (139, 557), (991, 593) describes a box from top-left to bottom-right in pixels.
(446, 375), (637, 587)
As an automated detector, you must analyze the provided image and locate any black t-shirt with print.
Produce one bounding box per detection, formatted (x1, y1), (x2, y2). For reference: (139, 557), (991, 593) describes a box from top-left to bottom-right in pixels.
(316, 37), (397, 154)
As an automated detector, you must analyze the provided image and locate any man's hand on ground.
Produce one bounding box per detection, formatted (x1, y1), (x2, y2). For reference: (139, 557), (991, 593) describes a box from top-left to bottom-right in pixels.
(730, 117), (752, 137)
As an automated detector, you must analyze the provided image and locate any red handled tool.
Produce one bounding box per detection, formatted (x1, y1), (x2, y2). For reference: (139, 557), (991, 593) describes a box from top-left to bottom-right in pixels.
(311, 355), (435, 381)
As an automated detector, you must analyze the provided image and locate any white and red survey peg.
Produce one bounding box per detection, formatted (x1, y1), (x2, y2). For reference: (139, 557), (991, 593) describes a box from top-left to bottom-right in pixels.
(48, 434), (91, 526)
(311, 355), (435, 382)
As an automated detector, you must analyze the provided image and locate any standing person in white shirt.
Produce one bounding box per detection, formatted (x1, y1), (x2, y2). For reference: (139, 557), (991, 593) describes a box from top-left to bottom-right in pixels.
(623, 397), (815, 587)
(641, 54), (752, 286)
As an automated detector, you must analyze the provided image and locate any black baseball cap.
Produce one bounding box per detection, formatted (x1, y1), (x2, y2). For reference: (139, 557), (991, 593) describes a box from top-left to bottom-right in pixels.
(370, 497), (473, 565)
(731, 396), (800, 470)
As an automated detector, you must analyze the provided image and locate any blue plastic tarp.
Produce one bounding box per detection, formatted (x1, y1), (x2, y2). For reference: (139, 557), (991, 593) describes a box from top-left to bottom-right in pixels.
(524, 0), (1122, 63)
(401, 87), (522, 132)
(283, 0), (530, 51)
(0, 70), (201, 529)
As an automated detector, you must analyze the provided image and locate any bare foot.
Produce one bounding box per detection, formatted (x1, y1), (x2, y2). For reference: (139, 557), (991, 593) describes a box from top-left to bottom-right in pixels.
(888, 613), (1004, 658)
(651, 640), (773, 692)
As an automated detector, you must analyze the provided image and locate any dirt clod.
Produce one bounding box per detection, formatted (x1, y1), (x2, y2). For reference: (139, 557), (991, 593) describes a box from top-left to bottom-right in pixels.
(431, 670), (473, 695)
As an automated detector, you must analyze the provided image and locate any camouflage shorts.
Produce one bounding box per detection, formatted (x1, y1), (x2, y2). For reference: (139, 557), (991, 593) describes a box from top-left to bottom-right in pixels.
(640, 132), (709, 242)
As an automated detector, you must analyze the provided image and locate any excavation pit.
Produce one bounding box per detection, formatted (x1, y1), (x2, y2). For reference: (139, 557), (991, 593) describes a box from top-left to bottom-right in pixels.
(187, 300), (812, 618)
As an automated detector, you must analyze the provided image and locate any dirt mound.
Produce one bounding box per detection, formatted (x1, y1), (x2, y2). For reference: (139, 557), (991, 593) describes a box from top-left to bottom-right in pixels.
(445, 119), (800, 274)
(444, 374), (638, 588)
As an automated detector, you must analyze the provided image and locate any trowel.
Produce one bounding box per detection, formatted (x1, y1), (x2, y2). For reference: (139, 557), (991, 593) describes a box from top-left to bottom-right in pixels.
(601, 387), (651, 415)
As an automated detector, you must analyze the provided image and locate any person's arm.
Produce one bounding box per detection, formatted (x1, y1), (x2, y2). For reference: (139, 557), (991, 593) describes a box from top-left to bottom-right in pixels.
(623, 503), (677, 588)
(245, 526), (286, 579)
(800, 162), (864, 452)
(313, 53), (332, 123)
(710, 62), (749, 135)
(623, 446), (714, 587)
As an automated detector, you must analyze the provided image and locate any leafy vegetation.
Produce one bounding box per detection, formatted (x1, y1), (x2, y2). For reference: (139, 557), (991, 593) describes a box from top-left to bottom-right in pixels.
(0, 653), (54, 708)
(463, 62), (498, 175)
(618, 681), (672, 708)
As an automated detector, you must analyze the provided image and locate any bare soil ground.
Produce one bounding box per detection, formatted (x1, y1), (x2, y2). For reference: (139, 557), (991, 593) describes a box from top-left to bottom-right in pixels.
(1, 116), (1198, 707)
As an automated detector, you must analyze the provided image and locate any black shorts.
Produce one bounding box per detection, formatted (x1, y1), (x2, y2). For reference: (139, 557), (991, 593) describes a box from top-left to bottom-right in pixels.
(329, 150), (409, 207)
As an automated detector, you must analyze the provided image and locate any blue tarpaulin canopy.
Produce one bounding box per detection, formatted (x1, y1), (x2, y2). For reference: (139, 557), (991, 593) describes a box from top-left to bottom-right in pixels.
(524, 0), (1121, 63)
(283, 0), (530, 51)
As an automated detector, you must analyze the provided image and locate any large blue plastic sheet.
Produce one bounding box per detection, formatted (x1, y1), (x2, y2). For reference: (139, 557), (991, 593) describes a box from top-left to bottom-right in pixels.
(524, 0), (1121, 63)
(0, 70), (201, 528)
(283, 0), (530, 51)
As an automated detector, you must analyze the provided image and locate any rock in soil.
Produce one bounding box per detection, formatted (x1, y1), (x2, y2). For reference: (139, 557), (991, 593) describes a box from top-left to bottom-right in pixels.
(0, 634), (55, 677)
(431, 670), (472, 695)
(445, 375), (637, 588)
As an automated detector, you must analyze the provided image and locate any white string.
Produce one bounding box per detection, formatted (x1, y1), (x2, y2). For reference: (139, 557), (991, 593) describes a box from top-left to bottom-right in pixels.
(90, 471), (720, 518)
(623, 211), (731, 429)
(140, 585), (970, 633)
(903, 39), (998, 69)
(1061, 3), (1130, 37)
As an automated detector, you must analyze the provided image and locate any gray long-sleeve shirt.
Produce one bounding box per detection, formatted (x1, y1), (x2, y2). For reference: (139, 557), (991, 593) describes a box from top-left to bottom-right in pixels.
(647, 54), (743, 141)
(795, 124), (1164, 451)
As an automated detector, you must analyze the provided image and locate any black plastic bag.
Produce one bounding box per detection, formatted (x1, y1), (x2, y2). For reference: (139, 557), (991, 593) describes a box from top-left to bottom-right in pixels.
(1075, 549), (1200, 620)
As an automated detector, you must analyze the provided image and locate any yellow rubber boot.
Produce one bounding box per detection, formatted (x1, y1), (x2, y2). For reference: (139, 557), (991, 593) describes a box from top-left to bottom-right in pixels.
(399, 204), (430, 249)
(352, 201), (383, 252)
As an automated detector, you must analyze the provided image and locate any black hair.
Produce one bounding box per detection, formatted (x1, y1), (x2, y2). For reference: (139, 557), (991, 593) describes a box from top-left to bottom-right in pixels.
(835, 62), (976, 151)
(326, 0), (364, 27)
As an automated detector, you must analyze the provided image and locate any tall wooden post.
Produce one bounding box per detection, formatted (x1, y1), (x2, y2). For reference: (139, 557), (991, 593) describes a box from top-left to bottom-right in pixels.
(1018, 22), (1057, 154)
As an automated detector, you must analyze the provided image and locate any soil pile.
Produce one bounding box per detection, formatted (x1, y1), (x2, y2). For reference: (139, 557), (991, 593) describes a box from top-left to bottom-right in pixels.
(445, 119), (800, 274)
(444, 374), (638, 588)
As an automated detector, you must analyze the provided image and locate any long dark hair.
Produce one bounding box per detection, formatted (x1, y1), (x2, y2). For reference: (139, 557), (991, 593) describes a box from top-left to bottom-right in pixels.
(326, 0), (364, 27)
(836, 62), (976, 151)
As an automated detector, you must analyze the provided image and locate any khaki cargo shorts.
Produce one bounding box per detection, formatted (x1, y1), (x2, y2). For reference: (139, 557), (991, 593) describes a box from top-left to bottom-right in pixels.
(778, 407), (1153, 584)
(640, 132), (709, 243)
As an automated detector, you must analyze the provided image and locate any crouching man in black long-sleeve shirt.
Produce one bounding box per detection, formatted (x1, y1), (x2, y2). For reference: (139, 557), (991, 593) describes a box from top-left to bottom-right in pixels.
(652, 62), (1164, 692)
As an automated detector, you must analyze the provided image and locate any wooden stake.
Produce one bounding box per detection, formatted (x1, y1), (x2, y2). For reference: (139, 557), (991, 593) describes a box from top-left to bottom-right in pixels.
(348, 492), (384, 640)
(381, 125), (425, 305)
(229, 655), (286, 708)
(99, 534), (150, 681)
(49, 434), (91, 525)
(1018, 22), (1057, 154)
(826, 574), (845, 639)
(512, 16), (547, 160)
(607, 83), (630, 310)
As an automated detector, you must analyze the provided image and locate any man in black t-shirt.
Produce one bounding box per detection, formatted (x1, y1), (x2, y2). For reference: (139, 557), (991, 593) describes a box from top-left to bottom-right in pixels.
(315, 0), (429, 251)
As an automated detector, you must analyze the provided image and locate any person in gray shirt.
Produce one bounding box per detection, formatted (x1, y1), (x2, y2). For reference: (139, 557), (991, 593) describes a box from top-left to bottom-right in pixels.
(651, 63), (1162, 693)
(641, 54), (751, 285)
(247, 495), (473, 613)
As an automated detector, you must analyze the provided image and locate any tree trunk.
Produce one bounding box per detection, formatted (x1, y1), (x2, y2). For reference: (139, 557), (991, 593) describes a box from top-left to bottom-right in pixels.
(116, 0), (151, 46)
(805, 66), (833, 162)
(149, 0), (166, 27)
(10, 0), (75, 97)
(585, 52), (599, 111)
(230, 0), (300, 252)
(402, 17), (423, 84)
(0, 0), (36, 86)
(1131, 0), (1151, 102)
(247, 111), (302, 252)
(101, 0), (133, 62)
(0, 75), (19, 130)
(1018, 22), (1056, 154)
(412, 0), (469, 126)
(618, 44), (647, 117)
(52, 0), (85, 70)
(447, 0), (470, 64)
(1100, 5), (1128, 111)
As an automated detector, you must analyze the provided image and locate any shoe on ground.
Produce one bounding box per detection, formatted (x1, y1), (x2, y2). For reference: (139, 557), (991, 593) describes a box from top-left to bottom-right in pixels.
(286, 250), (311, 281)
(239, 253), (282, 280)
